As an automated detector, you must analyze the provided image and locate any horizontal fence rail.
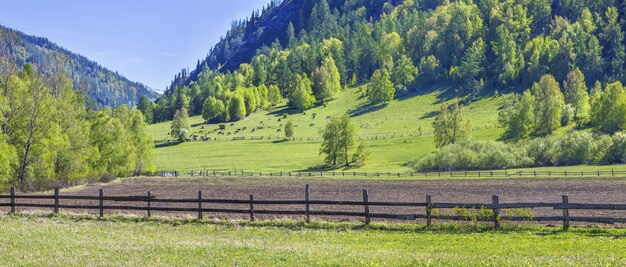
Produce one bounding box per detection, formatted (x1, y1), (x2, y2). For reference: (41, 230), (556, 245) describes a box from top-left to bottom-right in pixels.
(143, 169), (626, 179)
(2, 186), (626, 230)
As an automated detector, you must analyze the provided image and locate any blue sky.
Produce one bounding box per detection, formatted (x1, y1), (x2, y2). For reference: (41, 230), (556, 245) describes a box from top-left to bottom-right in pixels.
(0, 0), (271, 91)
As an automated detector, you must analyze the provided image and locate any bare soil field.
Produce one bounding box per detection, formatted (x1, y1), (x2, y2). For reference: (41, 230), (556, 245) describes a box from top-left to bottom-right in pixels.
(4, 176), (626, 226)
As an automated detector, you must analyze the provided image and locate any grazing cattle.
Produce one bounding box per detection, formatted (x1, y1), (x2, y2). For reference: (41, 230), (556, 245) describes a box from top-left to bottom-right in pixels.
(310, 123), (315, 127)
(277, 129), (282, 132)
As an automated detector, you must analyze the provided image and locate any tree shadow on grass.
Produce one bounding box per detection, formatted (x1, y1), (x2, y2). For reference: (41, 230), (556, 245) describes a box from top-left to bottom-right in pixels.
(348, 103), (387, 117)
(155, 141), (182, 148)
(420, 110), (439, 119)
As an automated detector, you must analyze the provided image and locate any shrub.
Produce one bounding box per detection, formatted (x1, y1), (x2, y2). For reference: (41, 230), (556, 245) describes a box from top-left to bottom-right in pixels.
(412, 139), (531, 171)
(601, 132), (626, 164)
(551, 132), (596, 166)
(526, 137), (558, 166)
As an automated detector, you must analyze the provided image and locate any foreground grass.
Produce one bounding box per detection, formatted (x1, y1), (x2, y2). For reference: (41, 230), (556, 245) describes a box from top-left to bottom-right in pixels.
(1, 214), (625, 266)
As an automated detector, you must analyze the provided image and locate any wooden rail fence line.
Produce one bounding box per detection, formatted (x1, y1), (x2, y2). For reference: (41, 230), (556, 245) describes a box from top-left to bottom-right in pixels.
(2, 186), (626, 229)
(175, 169), (626, 179)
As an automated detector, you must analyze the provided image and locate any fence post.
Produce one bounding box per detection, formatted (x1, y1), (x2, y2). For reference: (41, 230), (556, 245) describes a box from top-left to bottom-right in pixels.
(492, 195), (500, 230)
(426, 195), (432, 227)
(99, 189), (104, 217)
(249, 194), (255, 222)
(147, 191), (152, 218)
(10, 187), (15, 213)
(305, 184), (311, 223)
(198, 191), (203, 220)
(54, 187), (60, 214)
(562, 195), (569, 230)
(362, 189), (370, 225)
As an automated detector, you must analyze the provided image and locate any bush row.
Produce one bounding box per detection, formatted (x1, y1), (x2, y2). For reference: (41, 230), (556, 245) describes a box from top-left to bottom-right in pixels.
(412, 132), (626, 171)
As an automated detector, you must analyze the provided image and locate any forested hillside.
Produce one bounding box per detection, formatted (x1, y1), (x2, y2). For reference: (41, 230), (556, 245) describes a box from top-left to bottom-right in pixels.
(0, 25), (158, 107)
(147, 0), (626, 124)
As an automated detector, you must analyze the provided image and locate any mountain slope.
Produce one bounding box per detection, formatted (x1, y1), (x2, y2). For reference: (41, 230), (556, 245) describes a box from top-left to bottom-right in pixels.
(155, 0), (626, 124)
(0, 25), (158, 107)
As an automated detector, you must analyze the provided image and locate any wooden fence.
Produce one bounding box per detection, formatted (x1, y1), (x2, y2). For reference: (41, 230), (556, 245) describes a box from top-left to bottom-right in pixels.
(1, 186), (625, 230)
(182, 169), (626, 179)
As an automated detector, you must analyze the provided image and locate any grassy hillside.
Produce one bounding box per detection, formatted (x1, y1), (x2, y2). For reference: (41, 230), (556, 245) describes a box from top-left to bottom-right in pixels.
(2, 215), (625, 266)
(148, 85), (505, 172)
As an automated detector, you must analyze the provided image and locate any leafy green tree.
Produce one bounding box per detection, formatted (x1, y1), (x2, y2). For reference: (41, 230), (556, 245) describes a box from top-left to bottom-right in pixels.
(391, 55), (418, 88)
(267, 85), (283, 106)
(433, 102), (471, 148)
(320, 38), (347, 84)
(590, 80), (603, 99)
(367, 68), (395, 105)
(0, 94), (16, 189)
(523, 35), (559, 83)
(228, 94), (247, 121)
(450, 38), (486, 96)
(591, 81), (626, 134)
(243, 89), (257, 116)
(202, 97), (225, 122)
(563, 68), (590, 120)
(251, 54), (268, 86)
(90, 110), (135, 176)
(574, 9), (604, 83)
(313, 56), (341, 101)
(498, 91), (535, 141)
(170, 108), (191, 142)
(380, 32), (402, 66)
(137, 95), (154, 123)
(320, 114), (356, 166)
(284, 120), (295, 140)
(492, 25), (525, 85)
(288, 73), (316, 111)
(9, 64), (59, 184)
(114, 106), (154, 175)
(419, 55), (442, 83)
(531, 75), (565, 135)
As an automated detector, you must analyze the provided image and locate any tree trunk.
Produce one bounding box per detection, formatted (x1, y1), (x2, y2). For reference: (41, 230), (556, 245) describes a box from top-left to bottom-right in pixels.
(18, 135), (33, 183)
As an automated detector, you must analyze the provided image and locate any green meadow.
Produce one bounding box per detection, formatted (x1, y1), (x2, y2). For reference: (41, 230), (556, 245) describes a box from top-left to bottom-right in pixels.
(149, 86), (506, 172)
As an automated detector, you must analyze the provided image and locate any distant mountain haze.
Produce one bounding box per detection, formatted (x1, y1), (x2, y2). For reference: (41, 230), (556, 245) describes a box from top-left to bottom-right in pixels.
(0, 25), (159, 107)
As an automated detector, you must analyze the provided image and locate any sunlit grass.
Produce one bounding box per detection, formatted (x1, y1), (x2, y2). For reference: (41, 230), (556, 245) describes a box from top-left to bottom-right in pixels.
(149, 85), (504, 172)
(1, 214), (625, 266)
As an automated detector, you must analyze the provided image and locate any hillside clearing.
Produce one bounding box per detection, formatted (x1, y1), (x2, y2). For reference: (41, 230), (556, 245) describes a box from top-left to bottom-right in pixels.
(149, 86), (504, 172)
